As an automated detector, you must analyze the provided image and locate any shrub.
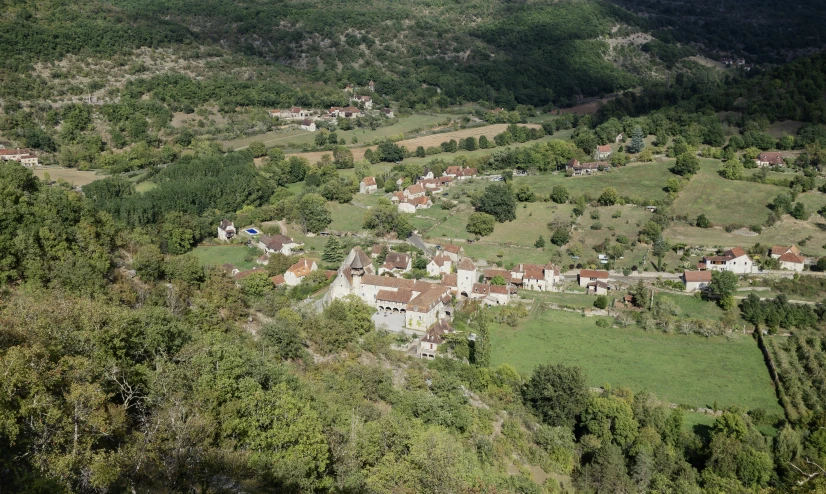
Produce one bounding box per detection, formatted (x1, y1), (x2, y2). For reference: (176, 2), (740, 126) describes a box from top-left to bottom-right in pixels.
(594, 295), (609, 309)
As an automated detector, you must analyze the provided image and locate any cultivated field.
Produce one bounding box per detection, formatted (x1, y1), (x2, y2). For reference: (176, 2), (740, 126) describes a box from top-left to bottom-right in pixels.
(228, 113), (454, 152)
(289, 123), (542, 164)
(32, 166), (102, 186)
(491, 308), (781, 412)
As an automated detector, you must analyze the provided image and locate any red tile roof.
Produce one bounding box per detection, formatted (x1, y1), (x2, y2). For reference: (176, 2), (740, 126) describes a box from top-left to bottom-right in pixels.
(377, 288), (414, 304)
(579, 269), (609, 280)
(441, 274), (457, 287)
(771, 245), (799, 256)
(597, 144), (612, 153)
(362, 176), (376, 186)
(287, 259), (315, 278)
(422, 319), (455, 345)
(757, 152), (784, 165)
(407, 285), (450, 312)
(778, 252), (805, 264)
(458, 258), (476, 271)
(443, 244), (463, 255)
(683, 270), (712, 283)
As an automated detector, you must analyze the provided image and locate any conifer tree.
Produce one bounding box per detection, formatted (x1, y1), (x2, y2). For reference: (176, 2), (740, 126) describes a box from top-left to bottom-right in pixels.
(628, 126), (645, 154)
(322, 237), (343, 263)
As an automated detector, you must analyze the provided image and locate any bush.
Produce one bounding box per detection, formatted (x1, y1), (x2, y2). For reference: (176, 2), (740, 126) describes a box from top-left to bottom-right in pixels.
(594, 295), (609, 309)
(590, 222), (603, 230)
(595, 318), (611, 327)
(466, 212), (496, 236)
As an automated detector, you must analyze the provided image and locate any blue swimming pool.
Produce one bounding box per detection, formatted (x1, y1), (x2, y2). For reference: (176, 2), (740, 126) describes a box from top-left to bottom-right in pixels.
(244, 228), (260, 235)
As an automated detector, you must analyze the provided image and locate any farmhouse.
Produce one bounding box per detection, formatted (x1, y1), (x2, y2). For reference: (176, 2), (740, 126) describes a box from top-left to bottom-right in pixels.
(594, 144), (612, 160)
(398, 195), (432, 213)
(290, 107), (308, 119)
(418, 319), (455, 359)
(683, 270), (712, 292)
(217, 220), (236, 241)
(443, 166), (477, 179)
(300, 119), (317, 132)
(284, 259), (318, 286)
(378, 252), (412, 275)
(426, 253), (453, 276)
(368, 80), (375, 92)
(351, 95), (373, 109)
(381, 108), (394, 118)
(566, 159), (604, 175)
(442, 244), (465, 262)
(370, 244), (383, 258)
(19, 154), (39, 167)
(257, 234), (303, 256)
(578, 269), (609, 288)
(771, 246), (804, 271)
(755, 152), (785, 167)
(586, 281), (611, 296)
(359, 176), (377, 194)
(0, 148), (37, 166)
(700, 247), (754, 274)
(339, 106), (363, 118)
(404, 183), (426, 199)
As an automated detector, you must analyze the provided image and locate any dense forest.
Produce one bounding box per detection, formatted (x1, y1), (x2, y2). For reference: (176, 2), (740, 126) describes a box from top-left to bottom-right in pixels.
(607, 0), (826, 62)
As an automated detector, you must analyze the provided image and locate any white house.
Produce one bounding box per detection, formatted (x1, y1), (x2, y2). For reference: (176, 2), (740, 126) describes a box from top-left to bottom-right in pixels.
(578, 269), (609, 288)
(404, 183), (426, 199)
(701, 247), (753, 274)
(283, 259), (317, 286)
(442, 244), (464, 263)
(418, 319), (455, 359)
(359, 176), (378, 194)
(594, 145), (612, 160)
(19, 154), (39, 167)
(398, 196), (431, 213)
(770, 245), (801, 260)
(378, 252), (412, 275)
(426, 253), (453, 277)
(755, 152), (785, 168)
(300, 119), (317, 132)
(443, 166), (477, 180)
(351, 95), (373, 109)
(683, 270), (712, 292)
(258, 234), (302, 256)
(217, 220), (236, 241)
(381, 108), (394, 118)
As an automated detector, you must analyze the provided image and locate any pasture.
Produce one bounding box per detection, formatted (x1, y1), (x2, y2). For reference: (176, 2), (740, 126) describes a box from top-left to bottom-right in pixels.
(510, 162), (676, 202)
(191, 245), (258, 270)
(490, 308), (781, 413)
(670, 161), (789, 226)
(32, 166), (102, 186)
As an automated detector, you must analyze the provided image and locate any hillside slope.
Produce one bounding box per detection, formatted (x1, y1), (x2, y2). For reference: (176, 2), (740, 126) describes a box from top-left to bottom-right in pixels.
(1, 0), (668, 106)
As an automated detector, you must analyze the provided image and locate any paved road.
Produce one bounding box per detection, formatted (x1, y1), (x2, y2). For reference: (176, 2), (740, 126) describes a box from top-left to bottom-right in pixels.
(408, 233), (433, 256)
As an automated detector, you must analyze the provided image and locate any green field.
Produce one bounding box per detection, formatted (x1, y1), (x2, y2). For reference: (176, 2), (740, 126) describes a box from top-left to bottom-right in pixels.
(491, 308), (781, 413)
(224, 113), (451, 151)
(671, 160), (790, 226)
(509, 161), (676, 202)
(329, 202), (368, 233)
(135, 181), (157, 193)
(191, 245), (258, 270)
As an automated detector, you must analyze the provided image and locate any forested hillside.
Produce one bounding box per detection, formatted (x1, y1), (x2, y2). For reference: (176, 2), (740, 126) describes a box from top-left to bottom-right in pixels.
(606, 0), (826, 62)
(0, 0), (664, 107)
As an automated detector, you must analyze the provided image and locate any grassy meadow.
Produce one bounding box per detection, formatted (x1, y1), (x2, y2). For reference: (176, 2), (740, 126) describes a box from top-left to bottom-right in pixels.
(191, 245), (258, 270)
(490, 308), (781, 413)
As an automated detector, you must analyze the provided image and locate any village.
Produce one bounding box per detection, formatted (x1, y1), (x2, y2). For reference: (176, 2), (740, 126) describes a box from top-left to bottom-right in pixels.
(213, 207), (810, 362)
